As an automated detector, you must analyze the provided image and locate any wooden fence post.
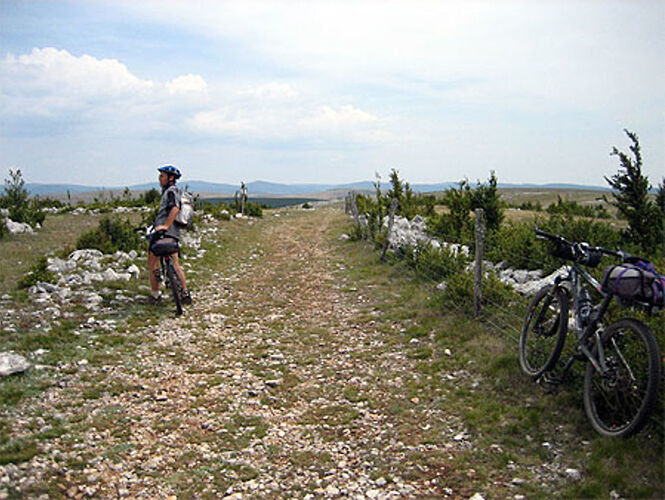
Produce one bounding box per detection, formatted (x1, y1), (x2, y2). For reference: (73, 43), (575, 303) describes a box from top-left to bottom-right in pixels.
(381, 198), (398, 261)
(474, 208), (486, 317)
(349, 191), (360, 226)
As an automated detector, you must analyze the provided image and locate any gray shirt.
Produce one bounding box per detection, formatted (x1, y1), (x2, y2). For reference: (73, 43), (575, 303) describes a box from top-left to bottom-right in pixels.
(154, 184), (182, 240)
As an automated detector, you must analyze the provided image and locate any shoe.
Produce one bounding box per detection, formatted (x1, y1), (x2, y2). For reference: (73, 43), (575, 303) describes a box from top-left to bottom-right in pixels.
(182, 290), (193, 306)
(148, 294), (162, 305)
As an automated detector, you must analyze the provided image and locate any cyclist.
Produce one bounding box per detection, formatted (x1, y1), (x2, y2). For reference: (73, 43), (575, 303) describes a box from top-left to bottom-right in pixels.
(147, 165), (192, 306)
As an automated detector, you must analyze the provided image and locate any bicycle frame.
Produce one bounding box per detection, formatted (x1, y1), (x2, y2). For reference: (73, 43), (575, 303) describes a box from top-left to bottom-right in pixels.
(551, 264), (615, 380)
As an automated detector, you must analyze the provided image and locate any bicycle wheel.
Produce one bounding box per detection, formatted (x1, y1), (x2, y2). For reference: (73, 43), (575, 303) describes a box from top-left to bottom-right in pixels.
(165, 260), (184, 316)
(519, 285), (568, 378)
(583, 318), (661, 438)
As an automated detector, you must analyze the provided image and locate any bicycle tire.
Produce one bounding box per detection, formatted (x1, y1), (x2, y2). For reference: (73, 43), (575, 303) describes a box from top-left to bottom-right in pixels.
(583, 318), (661, 438)
(519, 285), (568, 378)
(165, 260), (184, 316)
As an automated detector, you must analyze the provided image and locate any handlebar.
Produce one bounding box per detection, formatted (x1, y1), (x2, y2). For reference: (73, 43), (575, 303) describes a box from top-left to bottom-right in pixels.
(534, 225), (624, 262)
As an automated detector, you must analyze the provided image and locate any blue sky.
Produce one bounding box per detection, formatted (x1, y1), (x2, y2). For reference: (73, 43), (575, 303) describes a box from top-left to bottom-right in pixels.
(1, 0), (663, 187)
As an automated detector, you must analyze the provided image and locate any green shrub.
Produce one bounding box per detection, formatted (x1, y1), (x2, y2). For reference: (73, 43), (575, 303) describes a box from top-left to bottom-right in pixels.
(199, 201), (233, 220)
(76, 217), (143, 254)
(0, 220), (6, 240)
(429, 172), (504, 245)
(18, 256), (56, 289)
(546, 196), (611, 219)
(244, 202), (263, 217)
(1, 170), (46, 227)
(486, 215), (622, 273)
(433, 269), (516, 314)
(401, 241), (467, 281)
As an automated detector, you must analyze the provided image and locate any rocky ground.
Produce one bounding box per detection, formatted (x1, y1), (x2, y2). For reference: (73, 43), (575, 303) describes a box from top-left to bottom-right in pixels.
(0, 205), (661, 499)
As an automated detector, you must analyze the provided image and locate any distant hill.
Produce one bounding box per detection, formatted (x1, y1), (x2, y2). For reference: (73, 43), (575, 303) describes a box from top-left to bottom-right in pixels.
(24, 180), (612, 197)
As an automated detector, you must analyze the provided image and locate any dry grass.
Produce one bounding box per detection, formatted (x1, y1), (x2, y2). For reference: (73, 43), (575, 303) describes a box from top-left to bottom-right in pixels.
(0, 212), (143, 293)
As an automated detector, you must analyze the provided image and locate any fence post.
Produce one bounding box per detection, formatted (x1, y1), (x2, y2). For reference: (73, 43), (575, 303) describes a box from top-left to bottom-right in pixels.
(381, 198), (398, 262)
(349, 191), (360, 226)
(474, 208), (486, 317)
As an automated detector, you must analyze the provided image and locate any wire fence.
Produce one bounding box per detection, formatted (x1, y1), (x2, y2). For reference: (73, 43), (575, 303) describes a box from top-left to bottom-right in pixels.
(346, 192), (665, 433)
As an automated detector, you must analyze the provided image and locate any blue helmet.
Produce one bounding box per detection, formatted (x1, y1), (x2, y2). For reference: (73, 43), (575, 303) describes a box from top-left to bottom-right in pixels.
(157, 165), (182, 179)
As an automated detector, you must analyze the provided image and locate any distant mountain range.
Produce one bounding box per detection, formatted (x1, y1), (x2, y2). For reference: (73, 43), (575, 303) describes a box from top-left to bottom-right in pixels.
(24, 180), (612, 197)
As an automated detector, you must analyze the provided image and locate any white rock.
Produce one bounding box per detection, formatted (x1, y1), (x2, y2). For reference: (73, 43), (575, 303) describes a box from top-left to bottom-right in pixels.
(0, 208), (8, 217)
(126, 264), (140, 279)
(325, 485), (340, 497)
(128, 250), (138, 260)
(69, 249), (103, 261)
(46, 257), (76, 273)
(0, 352), (30, 376)
(101, 269), (120, 281)
(469, 494), (485, 500)
(564, 468), (581, 481)
(5, 219), (33, 234)
(338, 234), (351, 241)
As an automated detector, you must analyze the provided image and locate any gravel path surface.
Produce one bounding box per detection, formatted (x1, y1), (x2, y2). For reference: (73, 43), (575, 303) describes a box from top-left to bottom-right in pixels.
(2, 207), (471, 499)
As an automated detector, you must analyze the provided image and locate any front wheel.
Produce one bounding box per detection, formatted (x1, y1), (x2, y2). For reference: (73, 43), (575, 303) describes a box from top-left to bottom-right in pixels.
(165, 260), (183, 316)
(583, 318), (661, 438)
(519, 285), (568, 378)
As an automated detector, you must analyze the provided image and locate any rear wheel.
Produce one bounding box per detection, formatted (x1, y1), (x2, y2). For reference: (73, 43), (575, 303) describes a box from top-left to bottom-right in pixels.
(583, 318), (660, 437)
(165, 260), (183, 316)
(520, 285), (568, 378)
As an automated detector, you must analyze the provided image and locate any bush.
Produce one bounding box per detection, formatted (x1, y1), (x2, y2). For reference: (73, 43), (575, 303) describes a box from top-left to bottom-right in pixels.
(0, 220), (6, 240)
(199, 201), (233, 221)
(433, 269), (516, 314)
(0, 170), (46, 227)
(76, 217), (143, 254)
(429, 171), (504, 245)
(18, 257), (56, 289)
(486, 214), (623, 273)
(546, 196), (611, 219)
(401, 241), (467, 281)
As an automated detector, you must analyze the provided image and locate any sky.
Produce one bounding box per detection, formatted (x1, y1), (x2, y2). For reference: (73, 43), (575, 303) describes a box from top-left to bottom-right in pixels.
(0, 0), (663, 187)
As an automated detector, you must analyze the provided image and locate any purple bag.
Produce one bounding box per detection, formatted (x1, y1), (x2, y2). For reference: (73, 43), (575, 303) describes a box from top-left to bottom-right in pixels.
(601, 261), (665, 307)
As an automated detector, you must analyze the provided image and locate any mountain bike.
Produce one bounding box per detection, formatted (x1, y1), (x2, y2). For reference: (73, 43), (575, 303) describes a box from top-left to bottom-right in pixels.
(138, 226), (185, 316)
(519, 227), (662, 437)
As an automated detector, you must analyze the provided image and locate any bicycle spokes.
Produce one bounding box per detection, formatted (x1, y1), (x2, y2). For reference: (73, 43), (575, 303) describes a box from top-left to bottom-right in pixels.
(586, 324), (652, 434)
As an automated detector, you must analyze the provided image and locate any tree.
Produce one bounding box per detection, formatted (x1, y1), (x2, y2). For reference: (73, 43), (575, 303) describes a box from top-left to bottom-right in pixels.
(657, 178), (665, 244)
(387, 168), (404, 204)
(1, 169), (45, 226)
(605, 130), (661, 252)
(470, 170), (503, 233)
(3, 169), (29, 209)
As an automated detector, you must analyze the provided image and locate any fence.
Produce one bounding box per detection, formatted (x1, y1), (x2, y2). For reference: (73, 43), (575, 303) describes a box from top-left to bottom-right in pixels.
(345, 190), (664, 433)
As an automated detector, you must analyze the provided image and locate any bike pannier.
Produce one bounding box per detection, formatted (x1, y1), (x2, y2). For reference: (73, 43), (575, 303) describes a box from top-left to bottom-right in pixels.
(150, 237), (179, 256)
(601, 263), (665, 307)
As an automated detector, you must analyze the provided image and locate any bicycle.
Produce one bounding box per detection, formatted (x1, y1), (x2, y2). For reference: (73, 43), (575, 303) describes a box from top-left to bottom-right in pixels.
(519, 227), (662, 437)
(138, 226), (185, 316)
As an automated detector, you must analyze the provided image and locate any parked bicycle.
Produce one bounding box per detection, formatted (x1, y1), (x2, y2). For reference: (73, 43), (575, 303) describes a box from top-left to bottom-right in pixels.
(519, 227), (663, 437)
(137, 226), (186, 316)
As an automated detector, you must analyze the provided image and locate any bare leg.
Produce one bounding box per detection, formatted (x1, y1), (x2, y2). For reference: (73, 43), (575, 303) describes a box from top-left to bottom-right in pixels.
(147, 252), (160, 293)
(171, 253), (188, 291)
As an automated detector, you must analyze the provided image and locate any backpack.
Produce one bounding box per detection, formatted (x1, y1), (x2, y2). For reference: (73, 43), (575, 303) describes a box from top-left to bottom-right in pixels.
(601, 259), (665, 307)
(175, 190), (194, 227)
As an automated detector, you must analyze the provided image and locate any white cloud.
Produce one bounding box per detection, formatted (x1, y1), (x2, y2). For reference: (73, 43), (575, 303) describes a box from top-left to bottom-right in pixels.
(166, 74), (207, 95)
(238, 82), (298, 101)
(0, 47), (208, 124)
(188, 103), (384, 144)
